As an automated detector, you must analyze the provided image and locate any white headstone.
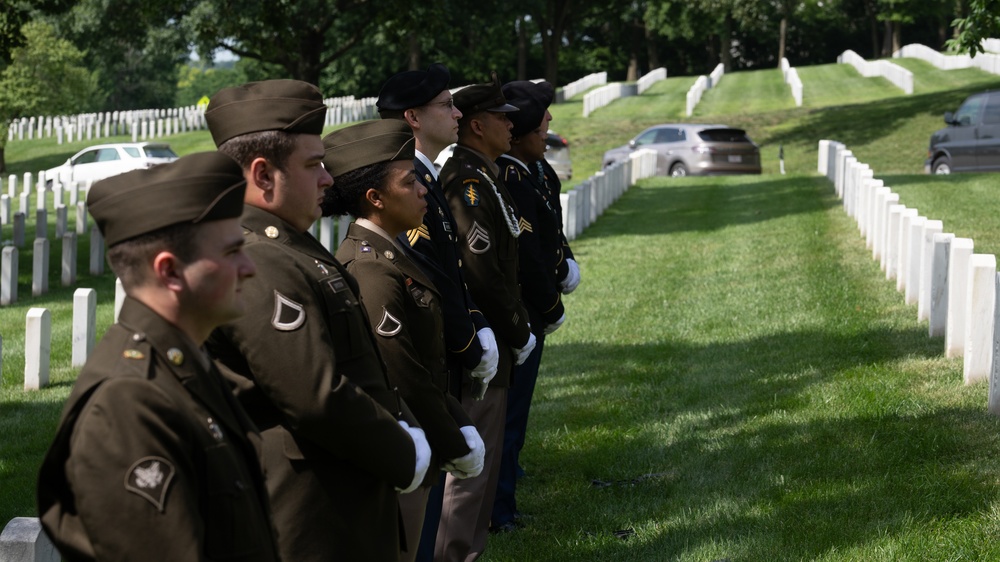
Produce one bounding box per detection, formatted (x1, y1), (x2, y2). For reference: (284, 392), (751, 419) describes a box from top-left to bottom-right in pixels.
(23, 172), (32, 197)
(18, 194), (28, 217)
(0, 517), (59, 562)
(903, 215), (925, 299)
(24, 308), (51, 390)
(76, 201), (88, 235)
(965, 254), (996, 385)
(989, 272), (1000, 414)
(896, 209), (918, 291)
(7, 174), (16, 198)
(930, 233), (954, 338)
(884, 205), (905, 278)
(62, 232), (77, 286)
(72, 288), (97, 367)
(946, 238), (975, 358)
(32, 238), (49, 296)
(12, 212), (25, 248)
(1, 247), (17, 305)
(0, 194), (9, 226)
(35, 209), (47, 240)
(90, 227), (104, 275)
(919, 220), (944, 322)
(114, 277), (125, 321)
(55, 205), (67, 238)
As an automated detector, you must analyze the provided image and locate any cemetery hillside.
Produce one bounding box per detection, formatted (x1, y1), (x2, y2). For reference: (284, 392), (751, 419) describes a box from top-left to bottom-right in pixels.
(11, 20), (1000, 562)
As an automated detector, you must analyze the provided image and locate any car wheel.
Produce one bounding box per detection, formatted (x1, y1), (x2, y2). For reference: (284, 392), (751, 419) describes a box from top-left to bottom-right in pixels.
(670, 162), (688, 177)
(932, 158), (951, 175)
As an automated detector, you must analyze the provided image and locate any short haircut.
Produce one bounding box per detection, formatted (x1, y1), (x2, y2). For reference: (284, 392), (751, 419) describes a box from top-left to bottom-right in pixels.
(321, 161), (391, 219)
(106, 222), (202, 289)
(457, 111), (487, 141)
(218, 129), (298, 172)
(378, 109), (407, 121)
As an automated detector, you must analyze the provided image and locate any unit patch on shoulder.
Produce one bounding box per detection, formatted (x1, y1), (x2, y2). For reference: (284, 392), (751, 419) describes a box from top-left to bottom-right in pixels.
(463, 185), (480, 207)
(376, 307), (403, 337)
(467, 221), (491, 254)
(272, 291), (306, 331)
(518, 217), (533, 233)
(125, 456), (175, 513)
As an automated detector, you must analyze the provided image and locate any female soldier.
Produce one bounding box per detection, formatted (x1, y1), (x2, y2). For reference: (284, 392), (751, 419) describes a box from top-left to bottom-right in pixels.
(321, 119), (486, 562)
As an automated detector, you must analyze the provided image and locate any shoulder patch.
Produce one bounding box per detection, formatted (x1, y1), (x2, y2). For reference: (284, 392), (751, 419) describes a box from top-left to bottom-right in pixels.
(463, 185), (480, 207)
(125, 456), (175, 513)
(376, 307), (403, 337)
(272, 291), (306, 331)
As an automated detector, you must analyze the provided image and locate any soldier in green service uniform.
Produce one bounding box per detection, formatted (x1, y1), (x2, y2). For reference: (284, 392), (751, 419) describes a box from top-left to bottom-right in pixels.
(37, 152), (281, 561)
(322, 119), (487, 562)
(204, 80), (431, 561)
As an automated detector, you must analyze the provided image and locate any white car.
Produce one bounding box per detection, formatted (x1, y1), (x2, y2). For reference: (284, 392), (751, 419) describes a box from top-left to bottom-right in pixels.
(44, 142), (179, 187)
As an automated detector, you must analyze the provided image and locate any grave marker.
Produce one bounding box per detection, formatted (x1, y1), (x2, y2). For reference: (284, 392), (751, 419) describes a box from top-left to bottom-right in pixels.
(62, 232), (77, 286)
(32, 238), (49, 297)
(946, 238), (975, 358)
(73, 288), (97, 367)
(1, 247), (17, 305)
(25, 308), (51, 390)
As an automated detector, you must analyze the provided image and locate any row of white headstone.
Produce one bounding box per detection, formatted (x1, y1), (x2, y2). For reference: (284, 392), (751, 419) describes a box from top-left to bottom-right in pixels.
(581, 68), (667, 118)
(819, 140), (1000, 413)
(837, 49), (914, 94)
(780, 58), (803, 107)
(686, 63), (725, 117)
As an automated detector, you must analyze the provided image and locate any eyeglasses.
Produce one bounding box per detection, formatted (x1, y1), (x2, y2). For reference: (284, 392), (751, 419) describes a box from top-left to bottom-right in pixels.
(426, 99), (455, 110)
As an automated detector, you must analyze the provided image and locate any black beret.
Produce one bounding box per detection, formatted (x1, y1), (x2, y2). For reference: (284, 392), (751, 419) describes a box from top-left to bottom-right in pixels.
(205, 79), (327, 146)
(322, 120), (415, 178)
(377, 63), (451, 111)
(88, 152), (246, 247)
(502, 80), (555, 138)
(453, 71), (519, 116)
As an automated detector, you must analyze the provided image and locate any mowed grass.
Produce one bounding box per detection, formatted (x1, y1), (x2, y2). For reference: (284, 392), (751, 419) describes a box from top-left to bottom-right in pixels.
(482, 173), (1000, 561)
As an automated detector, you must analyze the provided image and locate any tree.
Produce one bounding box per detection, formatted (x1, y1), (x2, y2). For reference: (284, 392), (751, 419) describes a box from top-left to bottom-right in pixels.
(57, 0), (191, 111)
(0, 0), (74, 64)
(187, 0), (398, 86)
(0, 21), (101, 172)
(948, 0), (998, 55)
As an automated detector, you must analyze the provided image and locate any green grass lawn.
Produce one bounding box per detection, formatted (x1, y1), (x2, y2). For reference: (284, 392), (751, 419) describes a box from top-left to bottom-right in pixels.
(6, 56), (1000, 558)
(482, 174), (1000, 561)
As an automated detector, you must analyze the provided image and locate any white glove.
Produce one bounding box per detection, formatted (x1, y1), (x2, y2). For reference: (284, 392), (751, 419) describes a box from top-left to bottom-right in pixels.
(443, 425), (485, 479)
(544, 313), (566, 335)
(470, 328), (499, 385)
(513, 331), (537, 366)
(561, 259), (581, 294)
(396, 420), (431, 494)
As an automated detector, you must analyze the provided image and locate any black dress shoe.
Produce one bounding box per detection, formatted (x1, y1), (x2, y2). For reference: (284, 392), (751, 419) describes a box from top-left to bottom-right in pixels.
(489, 521), (519, 534)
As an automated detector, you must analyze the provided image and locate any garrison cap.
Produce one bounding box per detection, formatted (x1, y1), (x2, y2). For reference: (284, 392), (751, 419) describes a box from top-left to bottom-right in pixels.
(205, 79), (327, 146)
(322, 120), (415, 177)
(88, 152), (246, 247)
(453, 70), (519, 116)
(377, 63), (451, 111)
(502, 80), (555, 138)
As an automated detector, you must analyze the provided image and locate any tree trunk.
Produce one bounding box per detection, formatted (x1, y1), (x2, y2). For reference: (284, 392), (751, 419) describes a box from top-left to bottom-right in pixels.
(892, 21), (902, 54)
(778, 17), (787, 64)
(644, 23), (659, 70)
(408, 31), (420, 71)
(627, 19), (640, 81)
(721, 15), (733, 70)
(517, 16), (527, 80)
(0, 145), (5, 175)
(882, 20), (893, 57)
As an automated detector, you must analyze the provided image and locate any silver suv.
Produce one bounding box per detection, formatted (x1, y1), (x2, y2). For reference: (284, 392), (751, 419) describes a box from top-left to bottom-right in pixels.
(602, 123), (761, 177)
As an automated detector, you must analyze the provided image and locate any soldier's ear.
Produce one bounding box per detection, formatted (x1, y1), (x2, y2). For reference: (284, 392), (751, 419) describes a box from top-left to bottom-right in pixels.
(364, 187), (384, 210)
(249, 157), (275, 193)
(152, 250), (185, 293)
(404, 109), (420, 130)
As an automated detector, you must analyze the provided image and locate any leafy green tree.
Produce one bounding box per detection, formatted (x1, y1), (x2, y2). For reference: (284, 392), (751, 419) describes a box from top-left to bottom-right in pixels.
(56, 0), (190, 111)
(0, 20), (101, 172)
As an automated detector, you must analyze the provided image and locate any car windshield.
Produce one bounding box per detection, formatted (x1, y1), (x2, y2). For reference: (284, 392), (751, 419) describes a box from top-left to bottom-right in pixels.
(143, 146), (178, 158)
(697, 129), (751, 143)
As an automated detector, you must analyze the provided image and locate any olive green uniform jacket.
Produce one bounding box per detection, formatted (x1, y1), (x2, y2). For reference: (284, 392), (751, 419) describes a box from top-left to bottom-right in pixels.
(337, 222), (473, 464)
(37, 298), (280, 562)
(206, 206), (418, 562)
(441, 146), (532, 387)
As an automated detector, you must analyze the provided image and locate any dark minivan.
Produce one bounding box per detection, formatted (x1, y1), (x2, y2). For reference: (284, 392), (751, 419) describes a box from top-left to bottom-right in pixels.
(926, 90), (1000, 174)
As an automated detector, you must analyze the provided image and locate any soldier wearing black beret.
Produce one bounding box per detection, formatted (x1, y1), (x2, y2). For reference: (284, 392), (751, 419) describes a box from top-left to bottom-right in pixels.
(491, 79), (578, 533)
(37, 153), (281, 561)
(437, 71), (536, 561)
(378, 63), (503, 561)
(204, 80), (431, 561)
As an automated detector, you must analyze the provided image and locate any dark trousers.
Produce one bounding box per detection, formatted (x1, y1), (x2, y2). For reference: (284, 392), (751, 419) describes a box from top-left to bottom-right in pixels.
(491, 333), (545, 526)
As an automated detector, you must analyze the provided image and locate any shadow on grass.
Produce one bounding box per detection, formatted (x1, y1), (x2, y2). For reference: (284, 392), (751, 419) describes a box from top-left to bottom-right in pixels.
(520, 324), (995, 560)
(580, 174), (837, 238)
(0, 398), (64, 526)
